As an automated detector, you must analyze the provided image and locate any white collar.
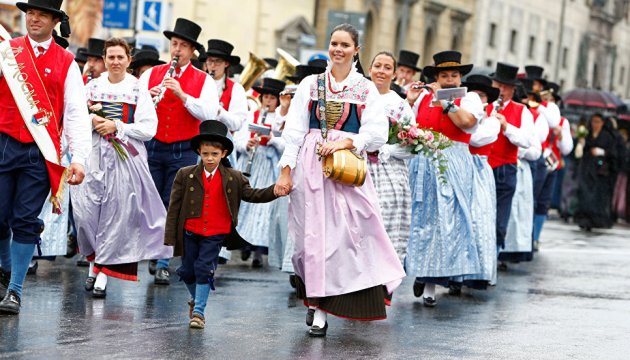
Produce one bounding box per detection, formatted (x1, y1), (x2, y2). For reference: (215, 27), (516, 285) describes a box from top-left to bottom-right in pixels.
(28, 35), (53, 51)
(325, 60), (363, 91)
(203, 166), (219, 178)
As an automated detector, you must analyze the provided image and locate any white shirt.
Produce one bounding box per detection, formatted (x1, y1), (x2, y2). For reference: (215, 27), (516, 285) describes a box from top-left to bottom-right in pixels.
(234, 111), (282, 155)
(470, 115), (501, 148)
(139, 61), (221, 129)
(214, 75), (248, 132)
(558, 119), (574, 155)
(501, 100), (535, 149)
(533, 107), (550, 144)
(203, 166), (218, 179)
(0, 36), (92, 166)
(378, 91), (417, 162)
(86, 72), (157, 142)
(279, 64), (387, 169)
(537, 101), (561, 128)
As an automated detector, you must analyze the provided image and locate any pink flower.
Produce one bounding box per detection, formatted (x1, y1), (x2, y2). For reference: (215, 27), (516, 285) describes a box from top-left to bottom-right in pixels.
(424, 131), (434, 142)
(408, 126), (420, 139)
(398, 131), (409, 140)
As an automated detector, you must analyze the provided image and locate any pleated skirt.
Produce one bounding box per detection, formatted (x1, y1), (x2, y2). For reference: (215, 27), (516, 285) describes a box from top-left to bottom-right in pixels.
(501, 161), (534, 262)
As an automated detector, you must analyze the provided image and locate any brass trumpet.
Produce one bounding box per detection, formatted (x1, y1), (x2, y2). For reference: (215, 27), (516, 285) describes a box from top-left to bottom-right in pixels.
(240, 52), (269, 91)
(274, 48), (300, 83)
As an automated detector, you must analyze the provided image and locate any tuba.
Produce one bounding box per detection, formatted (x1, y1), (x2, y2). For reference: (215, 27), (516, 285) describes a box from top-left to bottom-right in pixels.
(240, 52), (269, 91)
(274, 48), (300, 83)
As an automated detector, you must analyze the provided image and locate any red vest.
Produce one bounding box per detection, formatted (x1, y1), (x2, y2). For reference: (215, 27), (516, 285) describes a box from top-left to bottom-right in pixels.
(546, 117), (566, 170)
(149, 63), (207, 143)
(486, 101), (523, 168)
(249, 110), (273, 146)
(219, 78), (235, 110)
(0, 37), (73, 143)
(530, 107), (549, 151)
(184, 170), (231, 236)
(416, 95), (471, 144)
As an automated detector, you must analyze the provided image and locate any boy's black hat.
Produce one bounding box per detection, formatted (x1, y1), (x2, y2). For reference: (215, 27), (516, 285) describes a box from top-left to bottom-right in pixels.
(398, 50), (421, 72)
(462, 74), (500, 103)
(191, 120), (234, 156)
(252, 78), (286, 96)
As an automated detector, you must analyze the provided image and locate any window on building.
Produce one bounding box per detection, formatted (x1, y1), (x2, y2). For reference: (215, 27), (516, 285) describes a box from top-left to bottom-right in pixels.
(620, 67), (626, 85)
(528, 36), (536, 59)
(486, 59), (493, 67)
(509, 30), (518, 54)
(452, 35), (460, 51)
(545, 40), (553, 63)
(489, 23), (497, 47)
(562, 47), (569, 69)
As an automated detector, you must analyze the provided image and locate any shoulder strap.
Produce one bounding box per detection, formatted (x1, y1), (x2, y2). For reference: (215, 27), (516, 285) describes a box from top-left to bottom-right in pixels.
(317, 73), (327, 140)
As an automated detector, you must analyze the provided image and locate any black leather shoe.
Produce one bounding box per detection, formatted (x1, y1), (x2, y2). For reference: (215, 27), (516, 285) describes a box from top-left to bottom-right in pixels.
(27, 261), (38, 275)
(240, 249), (251, 261)
(423, 296), (437, 308)
(84, 276), (96, 291)
(154, 268), (170, 285)
(92, 287), (106, 298)
(252, 258), (263, 268)
(76, 255), (90, 267)
(217, 257), (227, 265)
(289, 274), (297, 289)
(497, 262), (508, 272)
(413, 281), (425, 298)
(308, 322), (328, 337)
(0, 290), (21, 314)
(306, 308), (315, 326)
(448, 284), (462, 296)
(65, 235), (78, 258)
(148, 260), (157, 275)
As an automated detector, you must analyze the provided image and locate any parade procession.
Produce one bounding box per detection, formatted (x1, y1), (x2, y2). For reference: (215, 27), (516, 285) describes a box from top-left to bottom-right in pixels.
(1, 0), (630, 358)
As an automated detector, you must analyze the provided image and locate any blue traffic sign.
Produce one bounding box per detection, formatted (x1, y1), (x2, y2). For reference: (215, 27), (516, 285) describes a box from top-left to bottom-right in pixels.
(103, 0), (133, 29)
(141, 0), (162, 32)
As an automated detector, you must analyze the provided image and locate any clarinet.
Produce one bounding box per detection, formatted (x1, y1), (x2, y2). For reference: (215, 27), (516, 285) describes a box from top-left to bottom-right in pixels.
(243, 106), (269, 177)
(152, 56), (179, 108)
(491, 95), (504, 117)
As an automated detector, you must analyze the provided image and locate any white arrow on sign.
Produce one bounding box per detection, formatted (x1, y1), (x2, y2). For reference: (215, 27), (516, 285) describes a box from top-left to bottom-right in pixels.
(143, 2), (159, 31)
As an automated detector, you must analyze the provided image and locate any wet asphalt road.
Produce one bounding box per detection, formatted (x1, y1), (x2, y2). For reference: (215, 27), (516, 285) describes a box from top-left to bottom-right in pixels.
(1, 217), (629, 360)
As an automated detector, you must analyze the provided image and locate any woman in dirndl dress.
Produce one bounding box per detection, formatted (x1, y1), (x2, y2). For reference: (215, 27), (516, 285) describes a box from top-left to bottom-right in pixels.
(71, 38), (172, 298)
(235, 78), (286, 268)
(274, 24), (405, 337)
(462, 74), (501, 289)
(366, 52), (414, 264)
(405, 51), (483, 307)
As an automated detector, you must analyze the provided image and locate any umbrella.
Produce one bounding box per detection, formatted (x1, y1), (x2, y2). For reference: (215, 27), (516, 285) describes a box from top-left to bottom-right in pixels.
(563, 88), (625, 111)
(617, 101), (630, 122)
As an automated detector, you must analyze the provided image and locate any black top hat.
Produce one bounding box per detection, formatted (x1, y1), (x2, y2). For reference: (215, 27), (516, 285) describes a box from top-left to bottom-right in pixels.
(191, 120), (234, 156)
(308, 59), (328, 70)
(489, 62), (520, 86)
(229, 63), (244, 75)
(83, 38), (105, 58)
(130, 48), (165, 70)
(16, 0), (63, 19)
(398, 50), (421, 72)
(197, 45), (208, 63)
(205, 39), (240, 65)
(524, 65), (547, 87)
(422, 51), (473, 78)
(163, 18), (203, 51)
(462, 74), (499, 104)
(287, 65), (323, 83)
(75, 47), (87, 63)
(252, 78), (286, 96)
(264, 58), (278, 68)
(52, 29), (68, 49)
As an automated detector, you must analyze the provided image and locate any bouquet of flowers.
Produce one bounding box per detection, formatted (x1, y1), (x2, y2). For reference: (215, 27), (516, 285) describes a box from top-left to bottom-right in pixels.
(576, 124), (589, 139)
(388, 114), (452, 183)
(88, 102), (129, 161)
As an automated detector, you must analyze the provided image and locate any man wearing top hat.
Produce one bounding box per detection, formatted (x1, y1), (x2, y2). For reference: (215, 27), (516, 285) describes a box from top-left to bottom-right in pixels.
(205, 39), (248, 134)
(395, 50), (421, 93)
(130, 45), (165, 78)
(486, 62), (536, 253)
(0, 0), (91, 314)
(83, 38), (106, 83)
(139, 18), (220, 285)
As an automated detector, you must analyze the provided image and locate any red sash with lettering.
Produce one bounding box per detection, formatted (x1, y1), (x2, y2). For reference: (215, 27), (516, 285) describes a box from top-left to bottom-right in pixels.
(0, 35), (66, 213)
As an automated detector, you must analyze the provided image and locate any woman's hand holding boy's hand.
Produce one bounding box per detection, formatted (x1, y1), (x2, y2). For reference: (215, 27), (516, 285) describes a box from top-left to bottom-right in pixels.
(274, 167), (292, 197)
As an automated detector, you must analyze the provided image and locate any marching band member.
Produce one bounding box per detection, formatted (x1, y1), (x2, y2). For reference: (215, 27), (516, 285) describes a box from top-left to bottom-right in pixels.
(0, 0), (91, 314)
(394, 50), (421, 93)
(83, 38), (106, 83)
(72, 38), (173, 298)
(367, 51), (414, 266)
(74, 47), (87, 73)
(274, 24), (405, 337)
(461, 74), (501, 290)
(234, 78), (286, 268)
(405, 51), (483, 307)
(486, 62), (534, 259)
(205, 39), (248, 133)
(139, 18), (220, 285)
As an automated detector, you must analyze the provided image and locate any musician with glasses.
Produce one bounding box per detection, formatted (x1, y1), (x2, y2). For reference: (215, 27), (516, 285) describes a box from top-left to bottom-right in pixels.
(139, 18), (220, 285)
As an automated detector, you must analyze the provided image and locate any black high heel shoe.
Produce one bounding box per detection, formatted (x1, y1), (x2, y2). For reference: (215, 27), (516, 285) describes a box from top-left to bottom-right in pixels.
(308, 322), (328, 337)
